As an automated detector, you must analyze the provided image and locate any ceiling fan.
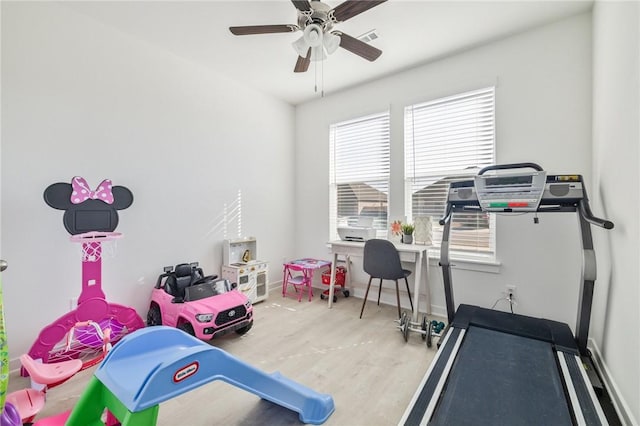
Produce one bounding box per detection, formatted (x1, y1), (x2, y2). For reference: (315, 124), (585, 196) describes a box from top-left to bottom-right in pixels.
(229, 0), (387, 73)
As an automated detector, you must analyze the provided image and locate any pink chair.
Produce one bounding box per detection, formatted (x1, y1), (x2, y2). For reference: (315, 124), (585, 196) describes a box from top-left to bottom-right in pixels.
(282, 263), (313, 302)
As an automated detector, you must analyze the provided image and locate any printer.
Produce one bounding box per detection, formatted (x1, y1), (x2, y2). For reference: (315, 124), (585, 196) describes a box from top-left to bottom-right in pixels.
(337, 217), (377, 242)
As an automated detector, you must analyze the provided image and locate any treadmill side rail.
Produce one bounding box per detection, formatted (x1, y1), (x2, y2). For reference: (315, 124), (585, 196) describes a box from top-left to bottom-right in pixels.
(399, 327), (464, 426)
(559, 352), (609, 426)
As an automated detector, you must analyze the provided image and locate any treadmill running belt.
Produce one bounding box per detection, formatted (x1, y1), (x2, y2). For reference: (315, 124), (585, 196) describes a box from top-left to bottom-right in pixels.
(430, 326), (573, 426)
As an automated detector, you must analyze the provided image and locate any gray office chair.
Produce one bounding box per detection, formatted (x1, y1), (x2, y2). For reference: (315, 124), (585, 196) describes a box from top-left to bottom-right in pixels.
(360, 239), (414, 319)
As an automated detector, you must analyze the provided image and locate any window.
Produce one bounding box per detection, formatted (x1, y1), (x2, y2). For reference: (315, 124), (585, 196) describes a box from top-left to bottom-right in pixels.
(330, 112), (390, 240)
(404, 87), (495, 259)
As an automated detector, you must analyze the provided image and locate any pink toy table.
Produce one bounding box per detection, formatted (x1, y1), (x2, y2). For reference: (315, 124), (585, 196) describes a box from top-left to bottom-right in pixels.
(282, 259), (331, 302)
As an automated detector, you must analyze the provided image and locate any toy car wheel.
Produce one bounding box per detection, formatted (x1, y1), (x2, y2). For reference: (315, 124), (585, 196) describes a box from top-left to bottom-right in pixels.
(333, 295), (338, 303)
(146, 305), (162, 327)
(343, 290), (350, 298)
(320, 293), (326, 300)
(236, 321), (253, 335)
(178, 322), (195, 337)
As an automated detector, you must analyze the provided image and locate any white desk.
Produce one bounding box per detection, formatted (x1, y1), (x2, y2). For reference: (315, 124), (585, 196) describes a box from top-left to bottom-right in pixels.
(326, 240), (431, 322)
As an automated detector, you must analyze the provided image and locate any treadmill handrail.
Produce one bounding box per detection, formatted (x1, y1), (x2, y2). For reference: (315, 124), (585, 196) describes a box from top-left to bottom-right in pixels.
(580, 198), (614, 230)
(478, 162), (543, 175)
(438, 203), (453, 226)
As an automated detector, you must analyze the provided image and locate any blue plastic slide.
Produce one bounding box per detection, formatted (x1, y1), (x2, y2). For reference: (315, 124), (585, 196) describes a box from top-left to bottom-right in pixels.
(92, 326), (334, 424)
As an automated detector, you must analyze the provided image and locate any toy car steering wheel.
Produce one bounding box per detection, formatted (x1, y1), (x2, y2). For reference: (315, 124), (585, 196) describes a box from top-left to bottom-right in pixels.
(192, 275), (218, 286)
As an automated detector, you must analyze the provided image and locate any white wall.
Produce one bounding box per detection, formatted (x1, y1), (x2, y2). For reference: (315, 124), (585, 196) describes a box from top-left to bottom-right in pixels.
(591, 2), (639, 424)
(1, 3), (295, 361)
(295, 14), (593, 330)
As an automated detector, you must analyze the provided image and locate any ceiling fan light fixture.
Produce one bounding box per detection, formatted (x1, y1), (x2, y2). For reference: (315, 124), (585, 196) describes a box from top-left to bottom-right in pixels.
(324, 32), (341, 55)
(310, 46), (326, 62)
(292, 23), (325, 57)
(303, 23), (323, 47)
(292, 35), (309, 57)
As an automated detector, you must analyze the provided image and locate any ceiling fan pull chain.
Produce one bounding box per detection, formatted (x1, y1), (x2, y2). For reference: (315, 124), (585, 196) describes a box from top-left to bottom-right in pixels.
(314, 58), (318, 93)
(321, 56), (325, 97)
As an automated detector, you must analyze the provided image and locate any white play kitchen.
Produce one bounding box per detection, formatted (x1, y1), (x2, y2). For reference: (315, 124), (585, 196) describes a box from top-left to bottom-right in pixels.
(221, 237), (269, 304)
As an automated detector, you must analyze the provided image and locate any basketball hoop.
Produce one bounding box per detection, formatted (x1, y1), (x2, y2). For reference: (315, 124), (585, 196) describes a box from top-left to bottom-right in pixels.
(69, 231), (123, 242)
(70, 231), (122, 262)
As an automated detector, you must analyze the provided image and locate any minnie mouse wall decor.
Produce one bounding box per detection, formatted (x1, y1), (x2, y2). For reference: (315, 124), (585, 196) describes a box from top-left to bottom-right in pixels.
(43, 176), (133, 235)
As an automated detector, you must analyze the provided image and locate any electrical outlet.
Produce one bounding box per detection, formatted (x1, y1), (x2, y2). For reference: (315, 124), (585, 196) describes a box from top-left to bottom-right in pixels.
(505, 285), (517, 301)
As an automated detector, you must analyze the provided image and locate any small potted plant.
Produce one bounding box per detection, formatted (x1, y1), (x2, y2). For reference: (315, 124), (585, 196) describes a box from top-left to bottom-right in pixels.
(401, 223), (415, 244)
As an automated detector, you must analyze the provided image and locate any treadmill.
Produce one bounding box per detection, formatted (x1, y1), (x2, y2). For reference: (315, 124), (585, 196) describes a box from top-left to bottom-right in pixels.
(399, 163), (614, 426)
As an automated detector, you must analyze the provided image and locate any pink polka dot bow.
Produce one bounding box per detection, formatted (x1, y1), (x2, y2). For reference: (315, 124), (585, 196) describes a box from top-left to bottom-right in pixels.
(70, 176), (114, 204)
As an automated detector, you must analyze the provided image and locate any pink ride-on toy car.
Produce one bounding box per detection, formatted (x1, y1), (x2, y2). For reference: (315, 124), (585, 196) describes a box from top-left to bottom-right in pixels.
(147, 262), (253, 340)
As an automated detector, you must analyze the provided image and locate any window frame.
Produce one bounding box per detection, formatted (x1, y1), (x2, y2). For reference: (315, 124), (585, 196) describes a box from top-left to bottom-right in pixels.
(329, 111), (391, 241)
(403, 86), (496, 261)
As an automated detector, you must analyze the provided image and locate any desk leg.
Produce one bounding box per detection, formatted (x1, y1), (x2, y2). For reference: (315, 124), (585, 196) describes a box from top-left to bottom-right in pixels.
(412, 253), (423, 323)
(424, 251), (431, 315)
(345, 255), (351, 290)
(328, 252), (339, 308)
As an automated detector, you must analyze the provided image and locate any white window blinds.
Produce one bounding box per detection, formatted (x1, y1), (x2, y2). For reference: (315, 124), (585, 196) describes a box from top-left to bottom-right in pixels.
(330, 112), (390, 240)
(404, 87), (496, 258)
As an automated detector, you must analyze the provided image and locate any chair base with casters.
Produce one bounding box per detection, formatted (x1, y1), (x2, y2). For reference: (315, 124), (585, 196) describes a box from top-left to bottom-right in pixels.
(360, 239), (414, 319)
(282, 264), (313, 302)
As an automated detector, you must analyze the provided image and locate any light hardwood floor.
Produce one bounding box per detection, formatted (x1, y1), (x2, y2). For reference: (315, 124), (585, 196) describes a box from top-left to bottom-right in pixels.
(8, 292), (437, 425)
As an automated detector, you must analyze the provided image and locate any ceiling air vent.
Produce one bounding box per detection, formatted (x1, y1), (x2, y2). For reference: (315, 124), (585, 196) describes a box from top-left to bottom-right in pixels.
(358, 29), (379, 43)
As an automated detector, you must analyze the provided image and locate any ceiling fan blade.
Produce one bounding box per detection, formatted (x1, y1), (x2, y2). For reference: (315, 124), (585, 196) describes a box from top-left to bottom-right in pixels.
(291, 0), (312, 12)
(229, 25), (298, 36)
(331, 0), (387, 23)
(337, 32), (382, 61)
(294, 48), (311, 73)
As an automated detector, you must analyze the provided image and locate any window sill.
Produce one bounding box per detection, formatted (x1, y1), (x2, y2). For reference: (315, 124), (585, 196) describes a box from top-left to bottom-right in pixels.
(428, 254), (501, 274)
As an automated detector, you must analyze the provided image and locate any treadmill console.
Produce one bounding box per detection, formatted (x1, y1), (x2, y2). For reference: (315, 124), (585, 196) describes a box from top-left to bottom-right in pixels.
(447, 172), (586, 212)
(474, 171), (547, 212)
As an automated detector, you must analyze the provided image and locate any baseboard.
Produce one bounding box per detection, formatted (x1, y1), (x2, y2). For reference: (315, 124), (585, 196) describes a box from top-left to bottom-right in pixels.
(268, 281), (282, 293)
(589, 338), (637, 426)
(319, 284), (448, 320)
(9, 357), (22, 374)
